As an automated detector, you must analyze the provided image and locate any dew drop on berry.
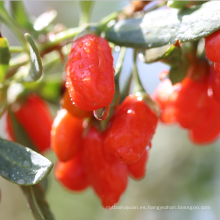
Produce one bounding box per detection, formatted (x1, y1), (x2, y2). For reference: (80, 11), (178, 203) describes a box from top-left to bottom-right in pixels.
(78, 42), (83, 48)
(89, 64), (95, 73)
(93, 105), (110, 121)
(73, 75), (78, 81)
(101, 76), (107, 81)
(84, 47), (90, 53)
(98, 83), (106, 92)
(79, 63), (84, 69)
(86, 42), (91, 46)
(69, 52), (81, 61)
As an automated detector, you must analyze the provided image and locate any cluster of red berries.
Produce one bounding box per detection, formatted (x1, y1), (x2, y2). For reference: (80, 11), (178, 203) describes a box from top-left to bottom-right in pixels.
(153, 29), (220, 145)
(52, 34), (158, 208)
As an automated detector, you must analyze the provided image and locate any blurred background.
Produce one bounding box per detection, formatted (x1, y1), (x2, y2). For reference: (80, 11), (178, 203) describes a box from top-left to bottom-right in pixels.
(0, 1), (220, 220)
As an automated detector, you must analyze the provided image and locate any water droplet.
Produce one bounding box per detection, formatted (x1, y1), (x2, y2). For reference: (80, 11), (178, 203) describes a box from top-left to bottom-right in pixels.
(127, 109), (135, 114)
(79, 63), (84, 69)
(115, 46), (120, 52)
(17, 172), (19, 175)
(86, 42), (91, 46)
(78, 42), (83, 48)
(93, 105), (110, 121)
(69, 52), (81, 62)
(73, 75), (78, 81)
(16, 150), (20, 154)
(100, 76), (107, 81)
(26, 148), (30, 152)
(1, 170), (9, 178)
(27, 170), (37, 175)
(97, 47), (106, 73)
(89, 64), (95, 73)
(22, 160), (32, 168)
(6, 148), (11, 153)
(98, 84), (106, 92)
(80, 77), (91, 82)
(17, 179), (26, 185)
(83, 47), (90, 53)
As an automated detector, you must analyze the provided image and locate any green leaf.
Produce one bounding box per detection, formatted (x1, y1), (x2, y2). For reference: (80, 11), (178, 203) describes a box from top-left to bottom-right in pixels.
(105, 1), (220, 48)
(0, 2), (27, 49)
(0, 138), (53, 185)
(138, 45), (182, 67)
(21, 184), (55, 220)
(33, 9), (57, 32)
(169, 56), (190, 84)
(167, 1), (191, 9)
(0, 36), (10, 82)
(10, 1), (37, 36)
(23, 33), (43, 82)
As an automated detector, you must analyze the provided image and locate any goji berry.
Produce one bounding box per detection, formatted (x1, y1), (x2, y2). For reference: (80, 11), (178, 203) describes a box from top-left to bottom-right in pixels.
(189, 95), (220, 144)
(209, 64), (220, 102)
(55, 152), (89, 191)
(104, 94), (158, 163)
(205, 29), (220, 63)
(82, 127), (127, 208)
(127, 148), (149, 180)
(61, 90), (93, 118)
(65, 34), (115, 111)
(51, 109), (83, 162)
(5, 112), (16, 142)
(10, 94), (53, 153)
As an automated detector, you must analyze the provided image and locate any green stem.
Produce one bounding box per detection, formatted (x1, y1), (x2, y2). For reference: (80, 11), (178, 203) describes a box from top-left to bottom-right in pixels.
(9, 46), (25, 54)
(132, 49), (145, 94)
(79, 1), (94, 26)
(120, 71), (132, 104)
(97, 11), (121, 34)
(38, 27), (84, 52)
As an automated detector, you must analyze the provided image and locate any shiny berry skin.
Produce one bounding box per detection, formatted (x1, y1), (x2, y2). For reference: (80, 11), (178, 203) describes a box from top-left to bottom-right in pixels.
(65, 34), (115, 111)
(189, 95), (220, 144)
(104, 94), (158, 164)
(210, 64), (220, 102)
(127, 148), (148, 180)
(55, 152), (89, 191)
(214, 62), (220, 74)
(205, 29), (220, 63)
(153, 78), (177, 124)
(51, 109), (83, 162)
(10, 94), (53, 153)
(82, 127), (127, 208)
(173, 77), (209, 129)
(61, 90), (93, 118)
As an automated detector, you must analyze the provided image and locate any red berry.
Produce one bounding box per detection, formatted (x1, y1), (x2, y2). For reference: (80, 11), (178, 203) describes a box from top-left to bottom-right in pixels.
(127, 148), (149, 180)
(214, 62), (220, 74)
(5, 112), (16, 142)
(153, 78), (177, 124)
(55, 152), (89, 191)
(174, 76), (209, 129)
(205, 29), (220, 63)
(82, 127), (127, 208)
(51, 109), (83, 162)
(65, 34), (115, 111)
(10, 94), (53, 153)
(189, 95), (220, 144)
(209, 64), (220, 103)
(104, 94), (158, 163)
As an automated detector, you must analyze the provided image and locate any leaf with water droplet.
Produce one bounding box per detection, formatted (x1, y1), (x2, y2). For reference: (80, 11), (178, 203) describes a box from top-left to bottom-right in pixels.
(105, 1), (220, 48)
(0, 138), (53, 186)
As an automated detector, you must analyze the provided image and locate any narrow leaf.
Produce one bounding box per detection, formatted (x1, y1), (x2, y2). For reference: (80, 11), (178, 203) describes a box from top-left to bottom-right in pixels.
(10, 1), (37, 35)
(138, 44), (182, 67)
(33, 9), (57, 31)
(24, 33), (43, 82)
(105, 1), (220, 48)
(0, 36), (10, 82)
(0, 138), (53, 185)
(21, 184), (55, 220)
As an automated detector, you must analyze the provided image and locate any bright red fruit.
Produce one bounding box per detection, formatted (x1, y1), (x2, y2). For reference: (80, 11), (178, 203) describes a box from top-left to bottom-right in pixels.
(9, 94), (53, 153)
(104, 94), (158, 163)
(153, 78), (177, 124)
(127, 148), (148, 180)
(174, 76), (209, 129)
(189, 95), (220, 144)
(209, 64), (220, 103)
(65, 34), (115, 111)
(51, 109), (83, 162)
(55, 152), (89, 191)
(82, 127), (127, 208)
(205, 29), (220, 63)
